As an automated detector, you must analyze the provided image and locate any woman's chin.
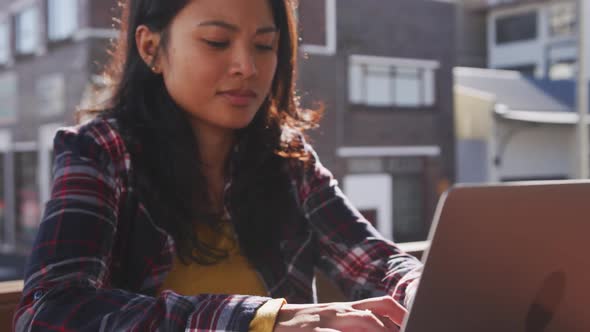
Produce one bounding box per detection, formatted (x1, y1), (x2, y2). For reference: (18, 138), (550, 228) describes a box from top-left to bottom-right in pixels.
(222, 111), (260, 130)
(215, 117), (258, 131)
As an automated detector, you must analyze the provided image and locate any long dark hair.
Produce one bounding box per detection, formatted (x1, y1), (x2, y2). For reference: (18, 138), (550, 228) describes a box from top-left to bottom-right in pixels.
(91, 0), (321, 267)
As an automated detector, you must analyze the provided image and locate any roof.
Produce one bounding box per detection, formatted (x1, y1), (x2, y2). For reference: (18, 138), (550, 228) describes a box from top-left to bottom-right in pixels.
(454, 67), (590, 124)
(465, 0), (555, 11)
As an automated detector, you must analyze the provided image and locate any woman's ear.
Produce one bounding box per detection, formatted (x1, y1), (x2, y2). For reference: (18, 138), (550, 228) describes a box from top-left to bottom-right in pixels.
(135, 25), (162, 73)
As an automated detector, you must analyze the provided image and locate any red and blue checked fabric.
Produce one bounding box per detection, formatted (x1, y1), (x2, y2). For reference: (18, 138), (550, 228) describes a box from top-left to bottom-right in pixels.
(13, 117), (422, 331)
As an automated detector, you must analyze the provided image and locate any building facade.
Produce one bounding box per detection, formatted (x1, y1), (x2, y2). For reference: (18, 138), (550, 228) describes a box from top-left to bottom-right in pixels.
(486, 0), (590, 80)
(0, 0), (116, 264)
(297, 0), (456, 243)
(0, 0), (457, 282)
(455, 0), (489, 68)
(455, 66), (590, 183)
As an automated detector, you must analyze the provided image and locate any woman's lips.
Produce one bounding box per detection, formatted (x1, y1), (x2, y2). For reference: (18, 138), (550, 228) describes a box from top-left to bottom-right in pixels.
(219, 89), (257, 107)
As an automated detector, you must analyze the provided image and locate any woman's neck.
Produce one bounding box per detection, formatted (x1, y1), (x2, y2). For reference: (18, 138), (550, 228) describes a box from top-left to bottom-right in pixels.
(191, 121), (236, 213)
(191, 120), (236, 189)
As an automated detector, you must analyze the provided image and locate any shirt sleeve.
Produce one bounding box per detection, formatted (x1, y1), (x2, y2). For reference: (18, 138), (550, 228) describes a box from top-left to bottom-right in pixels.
(13, 125), (270, 332)
(249, 298), (286, 332)
(291, 143), (423, 307)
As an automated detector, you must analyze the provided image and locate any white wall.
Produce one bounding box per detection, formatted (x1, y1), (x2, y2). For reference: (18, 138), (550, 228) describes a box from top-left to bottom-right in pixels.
(454, 85), (498, 183)
(497, 123), (574, 180)
(38, 123), (63, 211)
(343, 174), (393, 240)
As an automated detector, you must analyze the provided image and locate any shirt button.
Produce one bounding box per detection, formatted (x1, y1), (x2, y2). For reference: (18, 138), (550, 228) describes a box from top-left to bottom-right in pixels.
(33, 290), (44, 301)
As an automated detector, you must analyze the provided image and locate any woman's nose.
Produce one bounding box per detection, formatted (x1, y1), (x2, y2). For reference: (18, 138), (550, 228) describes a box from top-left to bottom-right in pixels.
(230, 48), (258, 79)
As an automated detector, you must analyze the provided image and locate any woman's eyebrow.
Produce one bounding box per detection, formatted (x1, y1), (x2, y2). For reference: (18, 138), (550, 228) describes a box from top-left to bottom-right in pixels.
(197, 20), (277, 34)
(256, 26), (278, 35)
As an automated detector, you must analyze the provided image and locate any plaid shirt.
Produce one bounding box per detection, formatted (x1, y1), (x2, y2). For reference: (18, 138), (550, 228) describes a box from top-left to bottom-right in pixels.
(14, 117), (422, 331)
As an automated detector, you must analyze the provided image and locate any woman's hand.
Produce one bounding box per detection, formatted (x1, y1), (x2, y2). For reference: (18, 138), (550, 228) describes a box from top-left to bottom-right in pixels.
(274, 296), (407, 332)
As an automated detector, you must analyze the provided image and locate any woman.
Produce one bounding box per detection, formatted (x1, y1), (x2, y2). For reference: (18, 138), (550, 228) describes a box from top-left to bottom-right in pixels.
(14, 0), (422, 331)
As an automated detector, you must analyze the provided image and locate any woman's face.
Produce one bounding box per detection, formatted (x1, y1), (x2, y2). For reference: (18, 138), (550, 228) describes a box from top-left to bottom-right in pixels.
(157, 0), (279, 134)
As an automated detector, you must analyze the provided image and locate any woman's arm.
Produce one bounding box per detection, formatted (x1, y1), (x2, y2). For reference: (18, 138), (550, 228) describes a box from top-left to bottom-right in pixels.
(292, 144), (423, 307)
(13, 124), (269, 331)
(274, 296), (405, 331)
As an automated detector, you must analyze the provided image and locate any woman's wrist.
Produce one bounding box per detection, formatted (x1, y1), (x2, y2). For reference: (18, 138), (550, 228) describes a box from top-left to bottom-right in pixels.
(250, 298), (286, 332)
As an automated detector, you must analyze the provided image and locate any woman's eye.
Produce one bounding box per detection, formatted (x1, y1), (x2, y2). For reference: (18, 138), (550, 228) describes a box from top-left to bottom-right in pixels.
(256, 44), (274, 51)
(203, 40), (229, 49)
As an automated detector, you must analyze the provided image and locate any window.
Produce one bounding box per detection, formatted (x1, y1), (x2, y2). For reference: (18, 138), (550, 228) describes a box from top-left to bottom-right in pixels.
(349, 55), (438, 107)
(549, 60), (576, 80)
(0, 153), (5, 243)
(298, 0), (336, 55)
(48, 0), (77, 41)
(37, 73), (65, 117)
(498, 64), (536, 76)
(392, 174), (425, 242)
(0, 73), (17, 121)
(358, 209), (377, 227)
(0, 22), (8, 64)
(39, 124), (63, 210)
(15, 6), (39, 54)
(495, 11), (537, 44)
(15, 151), (40, 250)
(343, 174), (393, 240)
(548, 2), (577, 38)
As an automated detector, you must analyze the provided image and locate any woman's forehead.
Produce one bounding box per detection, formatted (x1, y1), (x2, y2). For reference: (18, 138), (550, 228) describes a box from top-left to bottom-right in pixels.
(178, 0), (276, 29)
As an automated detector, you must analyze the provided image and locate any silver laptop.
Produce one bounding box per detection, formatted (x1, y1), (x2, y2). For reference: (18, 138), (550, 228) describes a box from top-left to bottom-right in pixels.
(401, 181), (590, 332)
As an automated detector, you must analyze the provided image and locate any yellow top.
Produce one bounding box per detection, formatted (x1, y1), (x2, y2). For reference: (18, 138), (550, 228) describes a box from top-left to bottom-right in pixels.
(159, 221), (284, 331)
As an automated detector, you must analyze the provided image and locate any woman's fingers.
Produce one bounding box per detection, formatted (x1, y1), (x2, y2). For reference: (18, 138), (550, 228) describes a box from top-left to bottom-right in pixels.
(375, 313), (401, 331)
(328, 310), (391, 332)
(274, 298), (405, 332)
(351, 296), (407, 326)
(275, 302), (398, 332)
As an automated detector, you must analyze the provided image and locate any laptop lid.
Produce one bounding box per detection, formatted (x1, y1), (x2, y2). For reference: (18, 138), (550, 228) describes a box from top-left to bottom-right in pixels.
(401, 181), (590, 332)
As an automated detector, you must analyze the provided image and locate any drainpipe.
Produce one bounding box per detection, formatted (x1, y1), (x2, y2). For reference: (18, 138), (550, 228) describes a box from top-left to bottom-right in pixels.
(576, 0), (588, 178)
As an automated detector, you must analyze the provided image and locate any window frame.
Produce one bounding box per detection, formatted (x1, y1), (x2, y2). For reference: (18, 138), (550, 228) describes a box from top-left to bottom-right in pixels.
(0, 72), (18, 123)
(547, 2), (577, 38)
(494, 10), (538, 45)
(348, 55), (439, 108)
(14, 5), (39, 55)
(47, 0), (78, 42)
(0, 20), (9, 64)
(548, 59), (576, 80)
(300, 0), (337, 56)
